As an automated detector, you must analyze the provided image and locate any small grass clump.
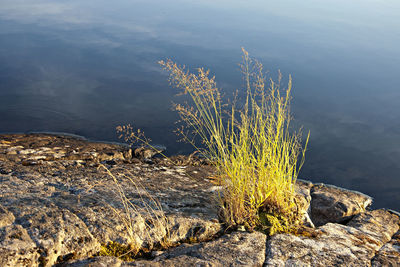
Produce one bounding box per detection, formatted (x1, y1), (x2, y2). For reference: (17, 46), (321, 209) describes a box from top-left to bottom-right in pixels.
(99, 165), (171, 259)
(159, 48), (309, 233)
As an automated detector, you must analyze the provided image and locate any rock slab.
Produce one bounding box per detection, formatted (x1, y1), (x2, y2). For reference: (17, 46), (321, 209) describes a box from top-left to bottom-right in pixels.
(310, 183), (373, 226)
(265, 209), (399, 266)
(1, 134), (399, 266)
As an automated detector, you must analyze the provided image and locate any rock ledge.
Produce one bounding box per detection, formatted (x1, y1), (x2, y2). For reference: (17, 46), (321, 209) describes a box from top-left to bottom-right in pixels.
(0, 134), (399, 266)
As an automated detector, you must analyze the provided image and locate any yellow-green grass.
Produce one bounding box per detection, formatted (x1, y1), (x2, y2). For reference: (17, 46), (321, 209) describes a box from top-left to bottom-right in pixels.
(99, 165), (170, 258)
(159, 48), (309, 233)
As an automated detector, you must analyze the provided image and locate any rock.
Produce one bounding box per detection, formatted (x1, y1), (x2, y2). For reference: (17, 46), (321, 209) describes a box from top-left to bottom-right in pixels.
(127, 231), (267, 266)
(97, 153), (115, 162)
(295, 180), (313, 211)
(0, 224), (41, 267)
(6, 146), (22, 155)
(265, 209), (399, 266)
(134, 146), (164, 160)
(1, 134), (399, 266)
(372, 230), (400, 266)
(310, 183), (373, 226)
(26, 155), (47, 161)
(21, 160), (41, 166)
(60, 256), (123, 267)
(1, 134), (132, 164)
(0, 134), (222, 266)
(166, 216), (222, 244)
(0, 140), (11, 145)
(347, 209), (400, 243)
(295, 179), (314, 227)
(7, 197), (101, 267)
(18, 149), (37, 155)
(0, 167), (12, 174)
(0, 205), (15, 227)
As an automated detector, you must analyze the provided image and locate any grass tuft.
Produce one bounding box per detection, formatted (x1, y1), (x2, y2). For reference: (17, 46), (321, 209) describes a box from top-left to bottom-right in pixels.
(99, 165), (171, 258)
(159, 48), (309, 233)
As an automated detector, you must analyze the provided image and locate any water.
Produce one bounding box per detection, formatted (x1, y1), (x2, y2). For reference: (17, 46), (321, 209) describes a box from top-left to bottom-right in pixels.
(0, 0), (399, 210)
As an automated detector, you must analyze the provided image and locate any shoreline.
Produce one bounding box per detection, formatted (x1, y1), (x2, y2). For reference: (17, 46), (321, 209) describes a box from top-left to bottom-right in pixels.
(0, 133), (399, 266)
(1, 131), (394, 209)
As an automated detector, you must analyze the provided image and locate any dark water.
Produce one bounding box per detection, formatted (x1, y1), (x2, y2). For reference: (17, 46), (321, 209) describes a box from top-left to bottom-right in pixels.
(0, 0), (399, 210)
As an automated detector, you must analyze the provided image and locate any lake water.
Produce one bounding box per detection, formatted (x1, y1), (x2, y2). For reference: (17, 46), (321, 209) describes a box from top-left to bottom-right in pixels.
(0, 0), (399, 210)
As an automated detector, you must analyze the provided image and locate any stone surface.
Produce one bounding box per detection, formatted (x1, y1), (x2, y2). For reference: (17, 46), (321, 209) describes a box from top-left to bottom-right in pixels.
(0, 134), (399, 266)
(148, 231), (267, 267)
(0, 205), (15, 227)
(61, 256), (123, 267)
(0, 133), (133, 164)
(0, 224), (40, 267)
(134, 146), (165, 160)
(66, 231), (267, 267)
(7, 198), (101, 267)
(347, 209), (400, 243)
(310, 183), (373, 226)
(295, 179), (314, 227)
(372, 230), (400, 267)
(265, 209), (399, 266)
(0, 134), (221, 266)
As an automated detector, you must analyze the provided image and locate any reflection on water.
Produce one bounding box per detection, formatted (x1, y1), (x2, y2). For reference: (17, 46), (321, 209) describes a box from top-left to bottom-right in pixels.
(0, 0), (399, 210)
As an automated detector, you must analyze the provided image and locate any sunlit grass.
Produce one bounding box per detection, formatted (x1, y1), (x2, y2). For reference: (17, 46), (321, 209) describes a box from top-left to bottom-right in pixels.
(159, 48), (309, 232)
(99, 164), (170, 258)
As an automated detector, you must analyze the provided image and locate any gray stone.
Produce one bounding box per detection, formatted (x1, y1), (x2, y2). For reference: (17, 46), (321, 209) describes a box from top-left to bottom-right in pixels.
(0, 224), (40, 267)
(134, 146), (164, 160)
(130, 231), (267, 267)
(0, 134), (222, 266)
(60, 256), (123, 267)
(295, 179), (314, 227)
(7, 198), (101, 267)
(265, 209), (399, 266)
(1, 134), (399, 266)
(310, 183), (373, 226)
(372, 230), (400, 266)
(347, 209), (400, 243)
(0, 205), (15, 227)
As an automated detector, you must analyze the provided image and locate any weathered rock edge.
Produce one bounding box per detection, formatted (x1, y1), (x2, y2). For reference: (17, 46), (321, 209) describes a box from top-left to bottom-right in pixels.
(0, 134), (399, 266)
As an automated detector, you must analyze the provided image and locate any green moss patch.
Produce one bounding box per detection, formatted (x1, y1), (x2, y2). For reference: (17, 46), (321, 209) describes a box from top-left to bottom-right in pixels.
(99, 241), (139, 261)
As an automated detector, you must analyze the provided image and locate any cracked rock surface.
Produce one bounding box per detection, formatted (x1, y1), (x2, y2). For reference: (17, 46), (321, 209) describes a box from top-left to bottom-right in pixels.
(0, 134), (399, 266)
(310, 183), (373, 226)
(265, 209), (399, 266)
(0, 134), (221, 266)
(372, 229), (400, 266)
